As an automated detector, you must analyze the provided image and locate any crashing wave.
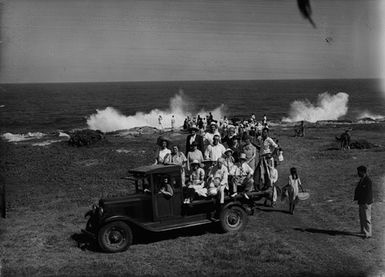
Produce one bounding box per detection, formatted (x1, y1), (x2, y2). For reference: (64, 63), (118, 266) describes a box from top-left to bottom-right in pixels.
(86, 91), (226, 133)
(2, 132), (45, 142)
(282, 92), (349, 123)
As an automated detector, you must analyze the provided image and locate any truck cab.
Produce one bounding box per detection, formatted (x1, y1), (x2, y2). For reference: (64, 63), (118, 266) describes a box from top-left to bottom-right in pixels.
(83, 164), (253, 253)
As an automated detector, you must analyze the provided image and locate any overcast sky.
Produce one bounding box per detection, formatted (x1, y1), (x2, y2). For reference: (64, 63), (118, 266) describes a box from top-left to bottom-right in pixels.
(0, 0), (382, 83)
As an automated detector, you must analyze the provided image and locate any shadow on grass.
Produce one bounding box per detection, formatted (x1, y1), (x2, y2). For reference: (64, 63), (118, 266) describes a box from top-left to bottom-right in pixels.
(71, 223), (221, 253)
(294, 228), (362, 237)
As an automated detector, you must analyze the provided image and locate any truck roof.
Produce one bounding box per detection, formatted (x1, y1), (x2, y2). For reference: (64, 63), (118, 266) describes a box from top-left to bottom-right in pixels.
(128, 164), (181, 174)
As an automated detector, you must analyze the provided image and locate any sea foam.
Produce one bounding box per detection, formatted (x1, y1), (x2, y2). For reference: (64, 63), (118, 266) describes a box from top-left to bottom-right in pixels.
(357, 111), (385, 121)
(86, 91), (225, 133)
(282, 92), (349, 123)
(2, 132), (46, 142)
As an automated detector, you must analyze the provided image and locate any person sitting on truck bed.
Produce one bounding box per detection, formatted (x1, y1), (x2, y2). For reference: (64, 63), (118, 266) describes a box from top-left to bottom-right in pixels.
(186, 141), (204, 171)
(207, 158), (229, 204)
(184, 160), (207, 204)
(164, 144), (187, 185)
(230, 153), (254, 199)
(155, 139), (171, 165)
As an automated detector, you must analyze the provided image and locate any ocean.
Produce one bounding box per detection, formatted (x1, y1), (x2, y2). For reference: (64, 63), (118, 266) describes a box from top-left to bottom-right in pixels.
(0, 79), (384, 138)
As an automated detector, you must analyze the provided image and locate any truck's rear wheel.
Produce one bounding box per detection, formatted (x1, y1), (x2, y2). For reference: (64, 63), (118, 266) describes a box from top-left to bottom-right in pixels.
(220, 206), (248, 232)
(98, 221), (132, 253)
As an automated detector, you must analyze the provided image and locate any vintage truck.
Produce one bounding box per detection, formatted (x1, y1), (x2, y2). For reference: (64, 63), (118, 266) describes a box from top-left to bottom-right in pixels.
(82, 164), (268, 253)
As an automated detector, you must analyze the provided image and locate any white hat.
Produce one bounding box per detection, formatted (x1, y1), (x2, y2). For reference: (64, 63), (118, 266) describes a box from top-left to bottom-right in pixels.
(217, 157), (225, 163)
(239, 153), (247, 160)
(191, 159), (200, 165)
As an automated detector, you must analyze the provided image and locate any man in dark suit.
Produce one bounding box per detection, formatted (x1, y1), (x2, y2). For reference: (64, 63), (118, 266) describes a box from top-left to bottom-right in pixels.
(354, 165), (373, 238)
(185, 125), (204, 155)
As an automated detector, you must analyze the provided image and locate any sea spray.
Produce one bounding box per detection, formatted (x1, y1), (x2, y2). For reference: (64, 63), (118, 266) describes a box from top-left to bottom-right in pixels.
(282, 92), (349, 123)
(86, 91), (226, 132)
(2, 132), (45, 142)
(357, 111), (385, 121)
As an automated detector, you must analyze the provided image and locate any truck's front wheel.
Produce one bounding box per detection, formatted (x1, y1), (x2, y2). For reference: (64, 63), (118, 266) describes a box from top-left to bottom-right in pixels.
(220, 206), (248, 232)
(98, 221), (133, 253)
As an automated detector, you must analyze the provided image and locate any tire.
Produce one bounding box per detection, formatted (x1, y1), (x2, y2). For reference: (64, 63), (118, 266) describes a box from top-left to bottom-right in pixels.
(98, 221), (133, 253)
(219, 205), (248, 233)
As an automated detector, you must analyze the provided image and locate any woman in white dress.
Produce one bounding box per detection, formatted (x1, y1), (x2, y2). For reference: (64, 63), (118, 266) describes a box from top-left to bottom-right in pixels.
(283, 167), (303, 214)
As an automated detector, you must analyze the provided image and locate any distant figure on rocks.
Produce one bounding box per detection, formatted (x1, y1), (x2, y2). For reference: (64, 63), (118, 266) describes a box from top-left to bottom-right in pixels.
(354, 165), (373, 239)
(336, 129), (351, 150)
(262, 114), (268, 127)
(294, 121), (305, 137)
(158, 115), (163, 130)
(171, 115), (175, 131)
(208, 112), (214, 125)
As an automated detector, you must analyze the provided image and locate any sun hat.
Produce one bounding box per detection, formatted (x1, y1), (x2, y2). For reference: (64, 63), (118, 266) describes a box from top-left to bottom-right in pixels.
(239, 153), (247, 160)
(157, 136), (171, 146)
(224, 148), (233, 154)
(217, 157), (225, 163)
(210, 121), (217, 126)
(191, 159), (200, 165)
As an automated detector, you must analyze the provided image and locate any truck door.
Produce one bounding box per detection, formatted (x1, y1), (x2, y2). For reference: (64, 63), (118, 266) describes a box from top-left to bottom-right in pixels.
(153, 174), (182, 219)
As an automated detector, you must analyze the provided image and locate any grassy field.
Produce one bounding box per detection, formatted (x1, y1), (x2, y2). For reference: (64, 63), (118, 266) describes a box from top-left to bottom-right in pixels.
(0, 123), (384, 277)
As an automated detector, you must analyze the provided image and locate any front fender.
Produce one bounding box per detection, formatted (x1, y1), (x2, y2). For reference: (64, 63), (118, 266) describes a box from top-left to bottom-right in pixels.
(101, 215), (146, 231)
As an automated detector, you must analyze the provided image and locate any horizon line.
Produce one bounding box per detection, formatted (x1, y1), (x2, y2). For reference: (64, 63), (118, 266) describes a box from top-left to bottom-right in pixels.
(0, 77), (381, 86)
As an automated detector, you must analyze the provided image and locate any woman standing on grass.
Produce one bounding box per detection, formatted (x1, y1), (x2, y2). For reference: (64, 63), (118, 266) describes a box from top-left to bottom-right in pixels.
(284, 167), (303, 214)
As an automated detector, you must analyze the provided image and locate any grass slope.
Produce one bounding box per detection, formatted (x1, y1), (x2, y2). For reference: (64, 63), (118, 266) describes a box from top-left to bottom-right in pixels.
(0, 124), (384, 277)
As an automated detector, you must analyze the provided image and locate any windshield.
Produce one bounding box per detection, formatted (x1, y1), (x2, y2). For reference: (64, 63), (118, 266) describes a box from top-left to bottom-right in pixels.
(135, 174), (151, 193)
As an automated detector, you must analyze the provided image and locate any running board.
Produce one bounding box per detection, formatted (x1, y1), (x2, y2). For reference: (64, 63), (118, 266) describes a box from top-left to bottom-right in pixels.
(143, 219), (217, 232)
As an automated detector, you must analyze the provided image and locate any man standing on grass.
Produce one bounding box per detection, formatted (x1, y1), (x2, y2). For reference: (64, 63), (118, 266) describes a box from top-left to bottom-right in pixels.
(354, 165), (373, 239)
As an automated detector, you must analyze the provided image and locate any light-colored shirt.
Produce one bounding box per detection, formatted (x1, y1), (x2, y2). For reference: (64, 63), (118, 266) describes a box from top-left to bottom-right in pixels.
(190, 168), (205, 185)
(204, 131), (221, 146)
(224, 156), (235, 174)
(243, 143), (257, 169)
(156, 148), (171, 164)
(270, 167), (278, 184)
(231, 162), (254, 178)
(189, 134), (196, 145)
(205, 143), (226, 161)
(165, 152), (186, 166)
(187, 149), (204, 170)
(257, 136), (278, 156)
(208, 165), (229, 186)
(288, 176), (301, 200)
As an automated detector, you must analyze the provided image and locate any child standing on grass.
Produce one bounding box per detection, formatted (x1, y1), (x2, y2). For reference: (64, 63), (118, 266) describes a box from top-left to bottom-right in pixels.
(283, 167), (303, 214)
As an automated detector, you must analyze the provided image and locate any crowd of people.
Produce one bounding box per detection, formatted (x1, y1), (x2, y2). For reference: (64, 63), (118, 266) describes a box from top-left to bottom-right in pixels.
(154, 113), (304, 213)
(153, 113), (374, 237)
